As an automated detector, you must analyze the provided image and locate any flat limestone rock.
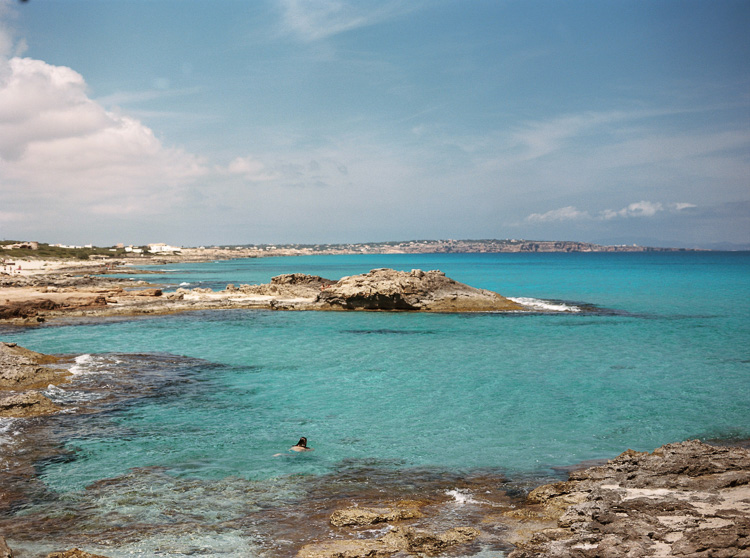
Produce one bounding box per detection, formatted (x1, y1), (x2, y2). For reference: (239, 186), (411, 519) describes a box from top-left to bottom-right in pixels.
(0, 390), (60, 418)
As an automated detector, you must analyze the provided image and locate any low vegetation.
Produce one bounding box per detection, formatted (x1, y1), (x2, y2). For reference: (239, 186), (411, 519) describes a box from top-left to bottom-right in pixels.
(1, 241), (130, 260)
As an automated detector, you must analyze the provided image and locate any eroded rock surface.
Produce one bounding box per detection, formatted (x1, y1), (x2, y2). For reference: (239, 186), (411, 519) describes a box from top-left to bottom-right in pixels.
(507, 440), (750, 557)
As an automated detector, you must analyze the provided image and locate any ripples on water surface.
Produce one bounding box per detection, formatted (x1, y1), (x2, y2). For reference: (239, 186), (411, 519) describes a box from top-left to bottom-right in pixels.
(1, 252), (748, 556)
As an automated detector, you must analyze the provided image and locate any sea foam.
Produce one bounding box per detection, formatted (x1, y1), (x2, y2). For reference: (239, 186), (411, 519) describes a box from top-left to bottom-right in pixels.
(69, 353), (95, 374)
(509, 297), (581, 312)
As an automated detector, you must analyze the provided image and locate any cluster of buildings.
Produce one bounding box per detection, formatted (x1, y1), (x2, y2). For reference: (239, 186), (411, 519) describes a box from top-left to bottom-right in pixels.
(124, 243), (181, 254)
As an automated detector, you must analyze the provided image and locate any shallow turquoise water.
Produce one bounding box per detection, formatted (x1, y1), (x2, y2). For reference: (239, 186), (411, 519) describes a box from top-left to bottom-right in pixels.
(5, 252), (749, 490)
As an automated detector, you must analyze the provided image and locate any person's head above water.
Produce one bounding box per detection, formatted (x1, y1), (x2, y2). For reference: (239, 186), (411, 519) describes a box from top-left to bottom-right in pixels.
(290, 436), (313, 452)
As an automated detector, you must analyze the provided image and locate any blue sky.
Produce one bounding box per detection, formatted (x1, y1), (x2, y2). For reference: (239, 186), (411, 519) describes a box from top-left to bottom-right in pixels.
(1, 0), (748, 248)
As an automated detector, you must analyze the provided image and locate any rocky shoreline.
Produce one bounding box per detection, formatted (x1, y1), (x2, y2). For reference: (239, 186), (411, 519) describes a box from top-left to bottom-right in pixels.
(1, 343), (749, 556)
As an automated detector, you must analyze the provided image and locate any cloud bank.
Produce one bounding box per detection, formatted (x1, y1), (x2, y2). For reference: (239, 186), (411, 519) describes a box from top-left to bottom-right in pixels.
(0, 56), (207, 218)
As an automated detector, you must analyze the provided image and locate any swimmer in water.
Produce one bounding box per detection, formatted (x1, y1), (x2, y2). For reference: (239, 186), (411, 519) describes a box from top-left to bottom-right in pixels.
(274, 436), (314, 456)
(290, 437), (313, 452)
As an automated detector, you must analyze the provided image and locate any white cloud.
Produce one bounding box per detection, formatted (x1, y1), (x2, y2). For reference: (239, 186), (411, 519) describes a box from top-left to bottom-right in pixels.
(671, 202), (697, 211)
(0, 56), (207, 215)
(526, 201), (696, 223)
(526, 206), (591, 223)
(278, 0), (415, 41)
(225, 156), (279, 182)
(600, 200), (663, 219)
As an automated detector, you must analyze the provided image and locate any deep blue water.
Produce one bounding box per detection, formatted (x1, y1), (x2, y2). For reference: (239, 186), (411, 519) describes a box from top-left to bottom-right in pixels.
(2, 251), (749, 557)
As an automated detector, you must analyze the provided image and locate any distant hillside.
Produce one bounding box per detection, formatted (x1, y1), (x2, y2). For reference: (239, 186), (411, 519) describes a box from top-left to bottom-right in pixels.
(227, 238), (699, 255)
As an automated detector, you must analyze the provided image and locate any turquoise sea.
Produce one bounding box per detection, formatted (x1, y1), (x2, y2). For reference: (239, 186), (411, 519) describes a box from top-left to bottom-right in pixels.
(1, 252), (749, 556)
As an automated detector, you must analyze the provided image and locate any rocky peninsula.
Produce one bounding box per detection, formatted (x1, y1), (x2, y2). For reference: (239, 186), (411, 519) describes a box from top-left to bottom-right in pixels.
(0, 266), (526, 325)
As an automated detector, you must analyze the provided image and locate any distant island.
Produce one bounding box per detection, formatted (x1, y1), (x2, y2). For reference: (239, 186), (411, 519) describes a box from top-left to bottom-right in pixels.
(1, 238), (702, 263)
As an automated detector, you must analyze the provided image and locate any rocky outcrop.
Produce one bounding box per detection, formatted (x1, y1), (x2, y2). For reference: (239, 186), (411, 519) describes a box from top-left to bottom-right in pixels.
(314, 268), (524, 312)
(0, 342), (70, 391)
(2, 268), (529, 323)
(507, 440), (750, 557)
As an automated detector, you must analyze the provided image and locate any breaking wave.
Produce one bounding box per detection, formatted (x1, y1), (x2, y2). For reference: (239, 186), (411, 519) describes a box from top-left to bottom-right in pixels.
(509, 297), (582, 313)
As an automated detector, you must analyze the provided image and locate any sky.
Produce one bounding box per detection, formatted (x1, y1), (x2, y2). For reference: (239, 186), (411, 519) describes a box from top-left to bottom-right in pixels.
(0, 0), (748, 249)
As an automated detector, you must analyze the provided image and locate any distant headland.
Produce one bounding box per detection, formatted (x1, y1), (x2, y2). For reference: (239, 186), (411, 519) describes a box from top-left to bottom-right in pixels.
(1, 238), (703, 264)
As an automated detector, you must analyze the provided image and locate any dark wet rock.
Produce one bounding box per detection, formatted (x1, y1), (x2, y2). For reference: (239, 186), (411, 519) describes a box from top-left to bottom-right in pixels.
(0, 298), (61, 319)
(507, 440), (750, 557)
(314, 268), (524, 312)
(0, 390), (60, 417)
(330, 504), (423, 526)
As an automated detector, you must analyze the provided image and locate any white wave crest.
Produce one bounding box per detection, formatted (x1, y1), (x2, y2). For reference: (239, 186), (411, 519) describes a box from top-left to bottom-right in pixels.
(0, 417), (22, 445)
(179, 282), (191, 286)
(69, 353), (95, 374)
(509, 297), (581, 313)
(43, 384), (105, 404)
(445, 488), (480, 504)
